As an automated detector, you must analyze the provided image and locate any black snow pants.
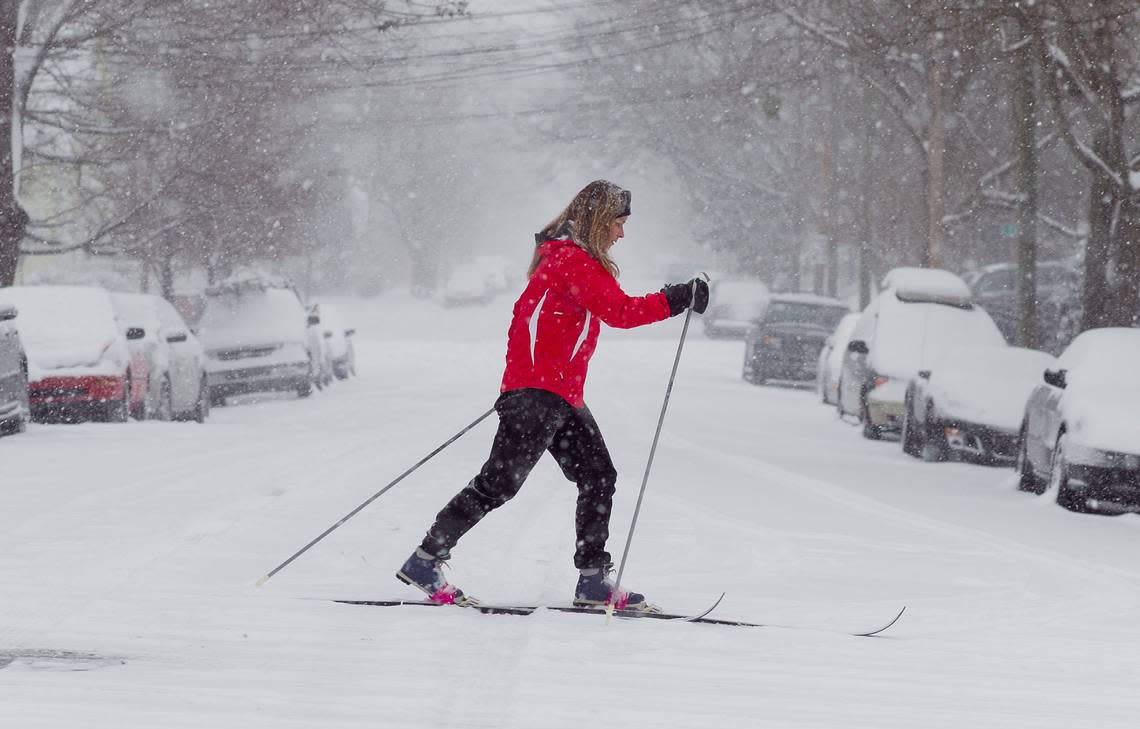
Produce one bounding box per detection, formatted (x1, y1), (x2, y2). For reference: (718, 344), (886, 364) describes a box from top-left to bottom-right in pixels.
(419, 388), (618, 569)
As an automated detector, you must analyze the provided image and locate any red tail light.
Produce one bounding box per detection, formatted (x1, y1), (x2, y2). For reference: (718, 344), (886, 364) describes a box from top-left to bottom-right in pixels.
(872, 375), (890, 389)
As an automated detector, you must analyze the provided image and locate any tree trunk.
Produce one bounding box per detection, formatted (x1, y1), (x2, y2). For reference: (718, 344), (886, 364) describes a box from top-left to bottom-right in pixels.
(926, 55), (945, 269)
(859, 86), (875, 309)
(1082, 144), (1113, 330)
(821, 94), (838, 297)
(1011, 31), (1039, 347)
(1108, 194), (1140, 327)
(0, 0), (27, 287)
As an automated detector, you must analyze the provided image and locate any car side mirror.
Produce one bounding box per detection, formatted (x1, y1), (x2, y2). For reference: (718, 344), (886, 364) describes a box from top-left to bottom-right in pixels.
(126, 327), (145, 341)
(166, 332), (188, 344)
(307, 314), (320, 326)
(0, 305), (16, 321)
(918, 370), (931, 380)
(847, 339), (869, 355)
(1044, 368), (1067, 389)
(323, 331), (333, 339)
(345, 328), (356, 337)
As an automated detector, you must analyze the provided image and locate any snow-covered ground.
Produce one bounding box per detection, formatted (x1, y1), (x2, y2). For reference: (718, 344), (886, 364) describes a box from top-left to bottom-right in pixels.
(4, 286), (1140, 728)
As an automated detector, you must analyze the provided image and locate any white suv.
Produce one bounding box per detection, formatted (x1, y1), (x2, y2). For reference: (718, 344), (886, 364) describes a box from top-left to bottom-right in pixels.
(198, 276), (313, 406)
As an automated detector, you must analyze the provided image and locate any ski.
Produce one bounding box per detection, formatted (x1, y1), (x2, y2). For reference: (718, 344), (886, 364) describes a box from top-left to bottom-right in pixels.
(333, 592), (724, 622)
(333, 597), (906, 636)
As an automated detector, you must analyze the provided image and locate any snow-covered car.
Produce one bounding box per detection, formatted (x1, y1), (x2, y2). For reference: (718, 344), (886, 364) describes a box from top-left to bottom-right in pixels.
(817, 312), (859, 405)
(111, 292), (165, 419)
(198, 277), (314, 405)
(0, 300), (29, 435)
(741, 293), (849, 386)
(901, 345), (1053, 464)
(1015, 328), (1140, 512)
(838, 268), (1006, 439)
(442, 256), (515, 307)
(317, 303), (356, 379)
(2, 285), (141, 422)
(703, 278), (769, 339)
(970, 260), (1079, 354)
(149, 294), (211, 422)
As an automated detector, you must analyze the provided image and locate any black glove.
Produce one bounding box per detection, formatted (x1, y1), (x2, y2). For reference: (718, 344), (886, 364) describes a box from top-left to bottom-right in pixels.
(661, 278), (710, 317)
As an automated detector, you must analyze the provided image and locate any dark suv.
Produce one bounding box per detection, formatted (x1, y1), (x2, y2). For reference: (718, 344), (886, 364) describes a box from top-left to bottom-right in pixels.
(742, 293), (849, 386)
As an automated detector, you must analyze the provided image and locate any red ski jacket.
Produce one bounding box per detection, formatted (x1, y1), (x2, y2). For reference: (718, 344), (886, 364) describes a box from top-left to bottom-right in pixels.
(500, 238), (672, 407)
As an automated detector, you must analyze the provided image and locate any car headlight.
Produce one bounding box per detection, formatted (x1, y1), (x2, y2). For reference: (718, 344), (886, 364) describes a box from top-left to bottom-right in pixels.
(1067, 443), (1140, 470)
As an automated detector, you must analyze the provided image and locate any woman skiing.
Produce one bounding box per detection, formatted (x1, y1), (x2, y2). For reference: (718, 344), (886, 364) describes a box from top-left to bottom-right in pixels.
(396, 179), (709, 611)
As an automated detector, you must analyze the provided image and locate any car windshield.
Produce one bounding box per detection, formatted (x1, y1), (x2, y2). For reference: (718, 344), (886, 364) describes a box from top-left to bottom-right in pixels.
(198, 287), (307, 349)
(765, 302), (848, 330)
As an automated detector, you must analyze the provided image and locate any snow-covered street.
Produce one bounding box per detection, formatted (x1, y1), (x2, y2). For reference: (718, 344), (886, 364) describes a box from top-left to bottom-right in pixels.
(3, 290), (1139, 728)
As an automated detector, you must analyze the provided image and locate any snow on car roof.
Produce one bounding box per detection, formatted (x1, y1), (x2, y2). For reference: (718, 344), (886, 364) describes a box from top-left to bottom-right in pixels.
(0, 285), (127, 372)
(198, 286), (308, 349)
(0, 285), (119, 349)
(869, 294), (1006, 378)
(882, 267), (972, 307)
(1058, 327), (1140, 379)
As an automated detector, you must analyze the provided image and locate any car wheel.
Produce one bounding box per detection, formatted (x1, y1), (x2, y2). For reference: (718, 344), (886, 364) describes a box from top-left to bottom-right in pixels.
(920, 403), (946, 462)
(153, 379), (174, 422)
(131, 383), (149, 421)
(901, 396), (920, 457)
(1049, 432), (1086, 512)
(1016, 421), (1043, 494)
(297, 379), (313, 399)
(209, 388), (226, 409)
(106, 378), (130, 423)
(860, 398), (880, 440)
(194, 376), (210, 423)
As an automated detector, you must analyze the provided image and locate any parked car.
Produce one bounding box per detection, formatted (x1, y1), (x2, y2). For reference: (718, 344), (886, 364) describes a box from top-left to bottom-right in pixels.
(0, 299), (29, 435)
(111, 292), (164, 419)
(838, 268), (1006, 439)
(970, 260), (1080, 354)
(149, 294), (211, 422)
(741, 293), (849, 386)
(1, 285), (141, 422)
(901, 345), (1054, 464)
(317, 303), (356, 379)
(817, 312), (860, 405)
(704, 278), (769, 339)
(442, 256), (515, 307)
(1015, 328), (1140, 512)
(306, 304), (334, 390)
(198, 277), (313, 405)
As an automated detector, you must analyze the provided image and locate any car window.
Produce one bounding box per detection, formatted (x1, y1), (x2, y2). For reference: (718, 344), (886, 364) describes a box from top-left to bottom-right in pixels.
(765, 302), (848, 330)
(975, 269), (1015, 293)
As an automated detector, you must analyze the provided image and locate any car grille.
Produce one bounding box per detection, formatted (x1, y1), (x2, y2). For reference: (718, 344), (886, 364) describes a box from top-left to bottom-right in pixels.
(32, 385), (88, 399)
(220, 366), (280, 381)
(210, 345), (280, 361)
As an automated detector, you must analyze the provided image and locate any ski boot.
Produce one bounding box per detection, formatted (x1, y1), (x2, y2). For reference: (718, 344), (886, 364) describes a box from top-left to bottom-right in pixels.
(396, 548), (475, 606)
(573, 564), (660, 613)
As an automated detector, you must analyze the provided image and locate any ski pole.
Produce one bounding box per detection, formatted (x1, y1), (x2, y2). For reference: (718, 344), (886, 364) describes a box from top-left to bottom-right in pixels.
(608, 273), (708, 618)
(256, 405), (496, 586)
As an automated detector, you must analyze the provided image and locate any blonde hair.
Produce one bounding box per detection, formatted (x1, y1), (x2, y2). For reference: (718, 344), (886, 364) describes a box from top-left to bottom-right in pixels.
(529, 180), (630, 278)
